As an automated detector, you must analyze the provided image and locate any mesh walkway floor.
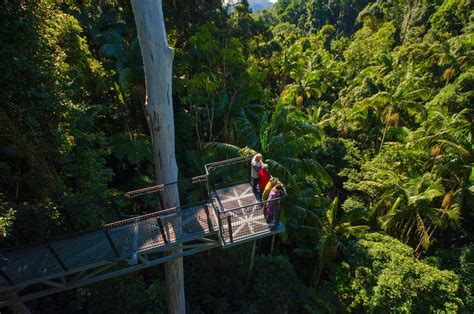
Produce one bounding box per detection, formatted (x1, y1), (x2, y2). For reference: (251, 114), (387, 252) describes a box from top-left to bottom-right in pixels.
(0, 203), (217, 288)
(212, 183), (284, 247)
(0, 157), (287, 306)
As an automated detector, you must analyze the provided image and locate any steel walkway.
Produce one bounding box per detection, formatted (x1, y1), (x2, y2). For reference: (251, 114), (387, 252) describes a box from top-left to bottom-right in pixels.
(0, 157), (284, 307)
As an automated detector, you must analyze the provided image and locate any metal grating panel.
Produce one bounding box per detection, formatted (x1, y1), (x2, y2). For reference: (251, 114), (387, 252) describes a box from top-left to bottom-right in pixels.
(2, 246), (63, 283)
(220, 206), (273, 245)
(212, 182), (284, 247)
(51, 231), (117, 269)
(108, 215), (168, 256)
(0, 202), (216, 287)
(212, 183), (256, 212)
(172, 206), (216, 242)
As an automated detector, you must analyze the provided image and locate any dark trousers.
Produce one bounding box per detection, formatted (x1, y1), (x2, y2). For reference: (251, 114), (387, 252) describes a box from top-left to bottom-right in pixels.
(252, 178), (261, 201)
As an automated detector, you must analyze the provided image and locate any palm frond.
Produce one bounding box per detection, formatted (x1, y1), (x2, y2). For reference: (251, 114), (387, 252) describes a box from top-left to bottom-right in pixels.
(380, 196), (402, 230)
(266, 158), (297, 188)
(358, 92), (393, 110)
(437, 139), (470, 156)
(338, 224), (370, 238)
(326, 197), (338, 228)
(238, 110), (260, 149)
(275, 158), (332, 187)
(204, 142), (241, 157)
(416, 213), (430, 249)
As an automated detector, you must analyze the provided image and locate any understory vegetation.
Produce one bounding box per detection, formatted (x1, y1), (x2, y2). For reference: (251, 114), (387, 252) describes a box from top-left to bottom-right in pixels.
(0, 0), (472, 312)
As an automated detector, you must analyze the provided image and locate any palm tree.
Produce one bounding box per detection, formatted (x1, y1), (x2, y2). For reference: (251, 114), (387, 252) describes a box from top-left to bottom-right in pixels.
(413, 108), (471, 181)
(98, 25), (144, 92)
(410, 107), (470, 254)
(98, 24), (146, 132)
(324, 55), (429, 148)
(206, 101), (332, 189)
(281, 53), (329, 105)
(205, 101), (333, 234)
(376, 172), (450, 248)
(295, 197), (369, 288)
(280, 39), (340, 108)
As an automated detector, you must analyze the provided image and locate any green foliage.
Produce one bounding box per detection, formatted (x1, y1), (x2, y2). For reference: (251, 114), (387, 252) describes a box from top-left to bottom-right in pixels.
(249, 255), (316, 313)
(110, 133), (153, 165)
(146, 279), (167, 314)
(295, 197), (369, 288)
(274, 0), (374, 35)
(344, 21), (397, 77)
(0, 1), (124, 240)
(187, 246), (320, 313)
(80, 271), (154, 313)
(332, 233), (464, 312)
(430, 0), (472, 35)
(457, 246), (474, 310)
(1, 0), (473, 312)
(0, 194), (15, 238)
(434, 245), (474, 311)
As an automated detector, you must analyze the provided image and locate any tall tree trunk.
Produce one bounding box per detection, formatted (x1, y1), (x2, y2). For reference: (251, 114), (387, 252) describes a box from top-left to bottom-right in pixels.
(312, 258), (323, 289)
(130, 1), (184, 313)
(379, 122), (389, 152)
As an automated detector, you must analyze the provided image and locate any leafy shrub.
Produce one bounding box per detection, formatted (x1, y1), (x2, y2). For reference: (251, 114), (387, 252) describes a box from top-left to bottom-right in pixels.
(331, 233), (464, 312)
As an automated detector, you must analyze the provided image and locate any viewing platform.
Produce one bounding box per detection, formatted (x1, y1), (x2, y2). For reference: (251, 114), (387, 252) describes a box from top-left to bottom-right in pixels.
(0, 157), (285, 307)
(212, 183), (284, 247)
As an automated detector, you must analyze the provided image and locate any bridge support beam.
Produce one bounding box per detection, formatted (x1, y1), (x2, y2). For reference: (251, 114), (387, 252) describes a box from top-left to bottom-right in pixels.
(0, 239), (218, 308)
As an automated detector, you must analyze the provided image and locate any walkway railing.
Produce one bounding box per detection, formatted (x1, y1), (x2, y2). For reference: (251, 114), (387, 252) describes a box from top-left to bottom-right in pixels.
(125, 175), (209, 210)
(218, 197), (284, 245)
(205, 156), (251, 191)
(0, 177), (214, 289)
(205, 157), (285, 246)
(0, 157), (286, 306)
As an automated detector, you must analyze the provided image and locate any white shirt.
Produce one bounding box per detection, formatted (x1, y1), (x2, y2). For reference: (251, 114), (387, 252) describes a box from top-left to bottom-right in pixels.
(251, 156), (262, 179)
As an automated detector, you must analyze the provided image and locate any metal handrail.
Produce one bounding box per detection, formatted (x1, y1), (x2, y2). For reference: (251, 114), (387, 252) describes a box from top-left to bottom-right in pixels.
(104, 200), (212, 228)
(204, 156), (251, 174)
(0, 157), (286, 297)
(220, 194), (284, 244)
(124, 175), (208, 198)
(219, 196), (285, 214)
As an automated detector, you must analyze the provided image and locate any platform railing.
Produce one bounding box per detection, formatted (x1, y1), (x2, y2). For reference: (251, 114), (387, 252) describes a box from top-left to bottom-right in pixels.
(0, 177), (214, 288)
(124, 175), (210, 213)
(205, 156), (252, 191)
(0, 199), (217, 288)
(219, 196), (284, 244)
(0, 157), (291, 305)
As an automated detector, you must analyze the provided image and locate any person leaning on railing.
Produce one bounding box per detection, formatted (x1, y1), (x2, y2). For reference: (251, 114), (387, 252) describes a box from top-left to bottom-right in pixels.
(262, 177), (283, 202)
(265, 184), (286, 228)
(262, 177), (286, 222)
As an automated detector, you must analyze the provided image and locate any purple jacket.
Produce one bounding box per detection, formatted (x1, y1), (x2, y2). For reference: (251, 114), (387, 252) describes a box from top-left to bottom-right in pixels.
(265, 189), (280, 215)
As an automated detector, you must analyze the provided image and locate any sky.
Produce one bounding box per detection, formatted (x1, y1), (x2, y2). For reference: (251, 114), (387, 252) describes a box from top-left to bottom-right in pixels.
(224, 0), (278, 5)
(225, 0), (278, 2)
(225, 0), (278, 11)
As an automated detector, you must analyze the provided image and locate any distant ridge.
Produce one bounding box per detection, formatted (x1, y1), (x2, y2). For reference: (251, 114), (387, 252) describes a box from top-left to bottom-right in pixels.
(248, 0), (274, 12)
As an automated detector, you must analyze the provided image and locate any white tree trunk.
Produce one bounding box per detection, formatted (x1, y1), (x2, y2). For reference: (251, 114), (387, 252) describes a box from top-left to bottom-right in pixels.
(130, 1), (184, 313)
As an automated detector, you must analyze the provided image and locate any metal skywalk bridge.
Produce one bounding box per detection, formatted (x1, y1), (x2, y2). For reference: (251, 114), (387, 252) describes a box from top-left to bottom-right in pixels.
(0, 157), (284, 307)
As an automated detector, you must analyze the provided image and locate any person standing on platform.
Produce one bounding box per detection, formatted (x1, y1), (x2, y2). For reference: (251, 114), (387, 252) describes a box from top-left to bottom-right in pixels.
(258, 163), (271, 200)
(262, 177), (281, 201)
(266, 184), (286, 228)
(251, 153), (263, 200)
